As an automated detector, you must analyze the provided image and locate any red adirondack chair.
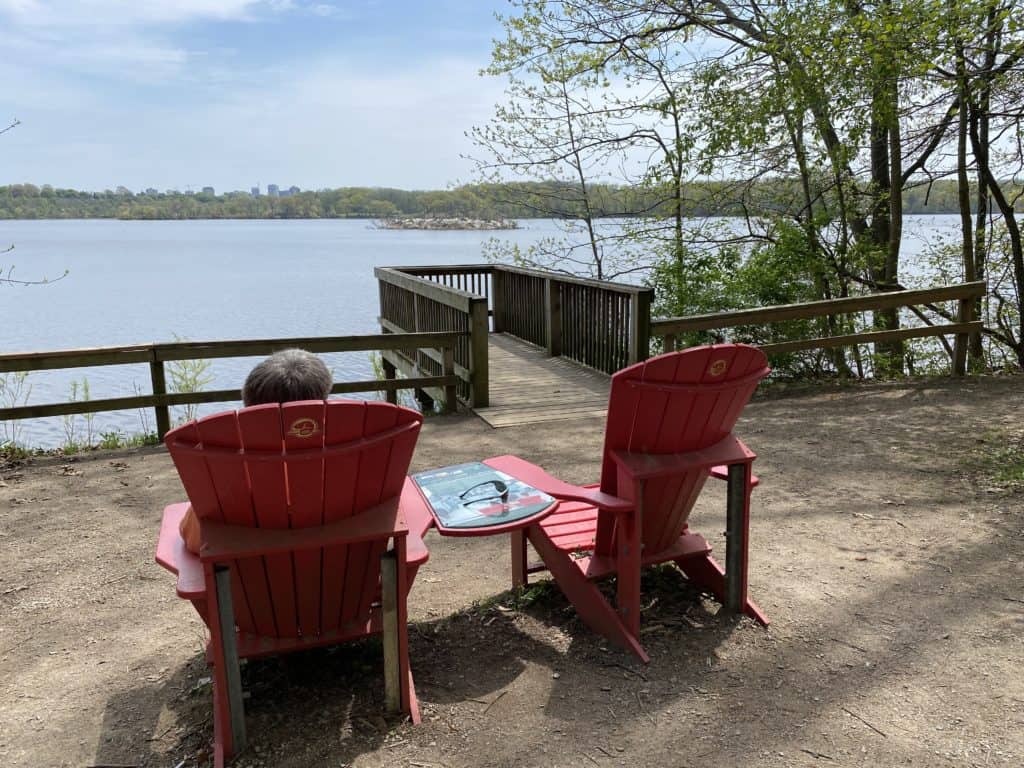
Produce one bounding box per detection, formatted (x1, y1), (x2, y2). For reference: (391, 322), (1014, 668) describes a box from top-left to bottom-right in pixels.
(486, 344), (770, 662)
(155, 399), (431, 767)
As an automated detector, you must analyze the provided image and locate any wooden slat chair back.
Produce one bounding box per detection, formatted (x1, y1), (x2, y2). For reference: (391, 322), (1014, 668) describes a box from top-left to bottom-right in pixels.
(487, 344), (770, 663)
(597, 344), (770, 555)
(166, 399), (421, 641)
(158, 398), (426, 766)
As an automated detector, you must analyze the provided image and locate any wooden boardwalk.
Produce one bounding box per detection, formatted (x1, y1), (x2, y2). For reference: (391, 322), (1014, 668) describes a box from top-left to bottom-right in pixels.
(473, 333), (610, 428)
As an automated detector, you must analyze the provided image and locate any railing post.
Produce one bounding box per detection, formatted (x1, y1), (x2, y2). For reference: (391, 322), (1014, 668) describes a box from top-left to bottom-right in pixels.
(442, 345), (457, 414)
(469, 297), (489, 408)
(663, 333), (677, 353)
(628, 289), (653, 365)
(544, 278), (562, 357)
(491, 267), (506, 333)
(149, 349), (171, 440)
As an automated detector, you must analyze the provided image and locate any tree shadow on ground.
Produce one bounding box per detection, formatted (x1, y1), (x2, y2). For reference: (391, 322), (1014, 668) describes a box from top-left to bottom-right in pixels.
(95, 520), (1022, 767)
(478, 530), (1023, 766)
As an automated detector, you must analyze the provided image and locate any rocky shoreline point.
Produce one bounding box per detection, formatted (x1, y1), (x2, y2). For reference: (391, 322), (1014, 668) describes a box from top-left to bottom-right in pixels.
(376, 216), (518, 230)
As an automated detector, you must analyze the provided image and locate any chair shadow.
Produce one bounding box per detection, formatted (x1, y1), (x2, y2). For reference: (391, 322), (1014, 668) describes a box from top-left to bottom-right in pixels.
(423, 564), (746, 720)
(94, 615), (543, 766)
(515, 562), (743, 661)
(95, 566), (739, 767)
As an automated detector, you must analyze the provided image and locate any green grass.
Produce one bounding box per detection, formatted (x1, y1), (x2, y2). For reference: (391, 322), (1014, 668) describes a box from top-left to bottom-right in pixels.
(974, 429), (1024, 486)
(466, 580), (561, 617)
(1, 429), (160, 462)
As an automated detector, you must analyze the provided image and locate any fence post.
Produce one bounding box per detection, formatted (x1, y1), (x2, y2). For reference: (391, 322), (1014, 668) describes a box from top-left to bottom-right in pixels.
(544, 278), (562, 357)
(469, 297), (489, 408)
(491, 267), (506, 333)
(628, 289), (653, 365)
(381, 357), (398, 405)
(663, 333), (677, 353)
(149, 349), (171, 440)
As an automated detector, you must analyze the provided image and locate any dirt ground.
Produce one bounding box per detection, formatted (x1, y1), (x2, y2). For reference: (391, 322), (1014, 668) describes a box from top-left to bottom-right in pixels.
(1, 376), (1022, 768)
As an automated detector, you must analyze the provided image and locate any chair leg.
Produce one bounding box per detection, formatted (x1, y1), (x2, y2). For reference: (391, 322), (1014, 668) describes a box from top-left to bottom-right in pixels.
(381, 550), (402, 714)
(211, 565), (246, 763)
(615, 496), (642, 639)
(511, 529), (528, 588)
(211, 683), (226, 768)
(527, 524), (649, 663)
(676, 554), (769, 626)
(724, 462), (751, 615)
(382, 543), (420, 723)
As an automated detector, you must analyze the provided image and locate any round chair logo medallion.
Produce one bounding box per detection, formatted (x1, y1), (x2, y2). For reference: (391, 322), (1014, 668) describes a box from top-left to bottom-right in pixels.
(708, 359), (729, 377)
(287, 417), (321, 439)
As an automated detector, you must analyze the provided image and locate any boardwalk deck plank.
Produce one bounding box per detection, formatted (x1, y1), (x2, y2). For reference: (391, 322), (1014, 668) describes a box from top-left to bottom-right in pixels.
(473, 334), (610, 429)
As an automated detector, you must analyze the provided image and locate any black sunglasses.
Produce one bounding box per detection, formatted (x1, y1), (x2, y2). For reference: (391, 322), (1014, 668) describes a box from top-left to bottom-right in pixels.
(459, 479), (510, 504)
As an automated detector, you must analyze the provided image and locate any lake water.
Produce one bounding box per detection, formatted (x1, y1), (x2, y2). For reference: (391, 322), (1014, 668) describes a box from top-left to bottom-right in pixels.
(2, 216), (962, 448)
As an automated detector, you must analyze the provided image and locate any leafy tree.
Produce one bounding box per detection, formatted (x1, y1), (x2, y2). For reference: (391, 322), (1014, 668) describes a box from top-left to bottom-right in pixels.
(471, 47), (640, 279)
(475, 0), (1024, 373)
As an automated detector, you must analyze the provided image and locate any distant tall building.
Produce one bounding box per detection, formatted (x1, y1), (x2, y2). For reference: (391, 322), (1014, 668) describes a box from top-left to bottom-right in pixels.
(267, 184), (280, 197)
(201, 186), (215, 195)
(251, 185), (260, 196)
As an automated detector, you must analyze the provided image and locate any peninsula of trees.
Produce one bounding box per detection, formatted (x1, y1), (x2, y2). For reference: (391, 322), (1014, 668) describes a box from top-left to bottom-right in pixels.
(0, 180), (995, 221)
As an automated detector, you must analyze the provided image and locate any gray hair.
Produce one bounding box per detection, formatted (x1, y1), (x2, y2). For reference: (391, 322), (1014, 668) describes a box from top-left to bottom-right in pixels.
(242, 348), (332, 406)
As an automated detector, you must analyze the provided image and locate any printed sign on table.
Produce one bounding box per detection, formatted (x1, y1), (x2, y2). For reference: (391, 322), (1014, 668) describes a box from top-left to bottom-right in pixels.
(412, 462), (555, 530)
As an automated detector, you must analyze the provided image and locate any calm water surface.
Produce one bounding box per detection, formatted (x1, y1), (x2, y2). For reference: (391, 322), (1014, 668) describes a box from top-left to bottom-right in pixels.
(2, 219), (568, 446)
(2, 216), (960, 447)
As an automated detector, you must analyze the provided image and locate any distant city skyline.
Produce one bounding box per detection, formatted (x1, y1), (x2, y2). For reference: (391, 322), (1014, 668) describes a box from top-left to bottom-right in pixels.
(0, 1), (510, 191)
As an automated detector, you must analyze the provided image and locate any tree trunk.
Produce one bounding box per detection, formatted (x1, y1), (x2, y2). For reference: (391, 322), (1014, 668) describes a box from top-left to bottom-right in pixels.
(868, 105), (902, 375)
(954, 36), (976, 373)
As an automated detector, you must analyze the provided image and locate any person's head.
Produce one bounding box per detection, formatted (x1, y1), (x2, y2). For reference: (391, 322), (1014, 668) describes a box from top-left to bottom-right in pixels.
(242, 348), (332, 406)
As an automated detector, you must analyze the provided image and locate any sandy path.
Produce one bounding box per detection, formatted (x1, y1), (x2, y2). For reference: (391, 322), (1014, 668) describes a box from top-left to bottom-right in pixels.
(1, 376), (1021, 767)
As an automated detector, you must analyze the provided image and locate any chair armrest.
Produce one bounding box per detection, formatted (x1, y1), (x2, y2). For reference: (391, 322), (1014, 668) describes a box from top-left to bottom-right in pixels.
(710, 465), (760, 487)
(609, 434), (756, 482)
(199, 496), (409, 563)
(401, 476), (432, 567)
(155, 502), (206, 599)
(484, 454), (633, 513)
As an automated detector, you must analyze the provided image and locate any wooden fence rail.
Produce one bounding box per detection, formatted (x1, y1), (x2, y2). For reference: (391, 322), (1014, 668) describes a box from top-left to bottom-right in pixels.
(0, 331), (462, 439)
(651, 281), (986, 375)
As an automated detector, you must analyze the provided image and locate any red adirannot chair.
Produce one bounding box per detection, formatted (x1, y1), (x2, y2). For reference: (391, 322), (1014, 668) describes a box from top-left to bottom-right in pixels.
(155, 399), (430, 767)
(486, 344), (770, 662)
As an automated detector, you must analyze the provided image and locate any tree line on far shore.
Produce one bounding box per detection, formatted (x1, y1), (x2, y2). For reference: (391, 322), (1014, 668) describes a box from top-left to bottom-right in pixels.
(0, 179), (1002, 221)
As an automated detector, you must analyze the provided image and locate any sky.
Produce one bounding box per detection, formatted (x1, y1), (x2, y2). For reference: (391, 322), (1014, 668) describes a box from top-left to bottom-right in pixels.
(0, 0), (514, 192)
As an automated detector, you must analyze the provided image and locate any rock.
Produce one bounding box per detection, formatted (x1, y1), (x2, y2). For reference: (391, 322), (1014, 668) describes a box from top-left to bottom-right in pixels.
(376, 217), (518, 231)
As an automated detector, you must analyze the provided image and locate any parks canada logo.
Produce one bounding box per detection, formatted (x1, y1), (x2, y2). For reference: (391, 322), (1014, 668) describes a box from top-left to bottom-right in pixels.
(287, 417), (321, 439)
(708, 359), (729, 377)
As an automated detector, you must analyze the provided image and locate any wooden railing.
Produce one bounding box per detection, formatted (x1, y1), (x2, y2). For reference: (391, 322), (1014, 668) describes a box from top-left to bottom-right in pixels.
(651, 281), (986, 375)
(0, 332), (461, 439)
(380, 264), (654, 378)
(376, 267), (489, 407)
(399, 265), (494, 309)
(510, 267), (652, 373)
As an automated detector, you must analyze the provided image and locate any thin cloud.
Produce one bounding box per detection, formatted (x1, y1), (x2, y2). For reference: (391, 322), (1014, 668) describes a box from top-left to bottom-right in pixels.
(0, 1), (510, 190)
(0, 1), (268, 26)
